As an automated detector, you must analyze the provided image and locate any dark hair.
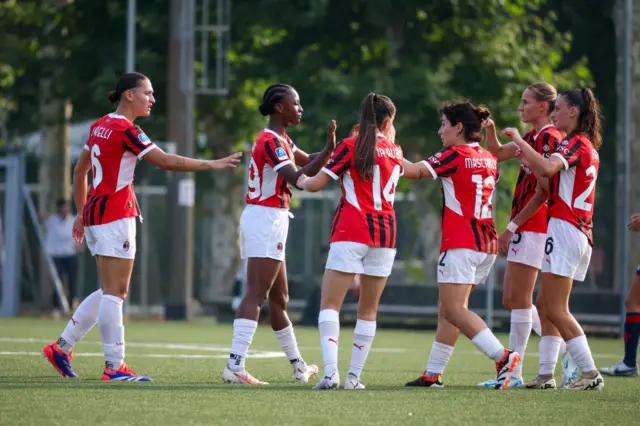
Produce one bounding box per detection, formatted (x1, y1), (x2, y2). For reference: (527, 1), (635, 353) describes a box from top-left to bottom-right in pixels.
(527, 82), (557, 114)
(355, 93), (396, 181)
(440, 101), (491, 142)
(559, 88), (603, 149)
(108, 72), (148, 107)
(259, 84), (293, 116)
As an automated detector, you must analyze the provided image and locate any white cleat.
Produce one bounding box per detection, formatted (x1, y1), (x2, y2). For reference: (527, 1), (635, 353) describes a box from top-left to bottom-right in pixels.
(221, 365), (269, 385)
(293, 362), (319, 383)
(477, 377), (523, 388)
(566, 373), (604, 391)
(312, 373), (340, 390)
(344, 373), (365, 390)
(599, 360), (639, 377)
(518, 375), (556, 389)
(560, 352), (580, 388)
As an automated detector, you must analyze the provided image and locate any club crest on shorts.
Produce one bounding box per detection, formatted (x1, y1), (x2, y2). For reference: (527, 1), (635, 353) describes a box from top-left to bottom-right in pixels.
(275, 147), (288, 161)
(277, 242), (283, 252)
(123, 240), (130, 251)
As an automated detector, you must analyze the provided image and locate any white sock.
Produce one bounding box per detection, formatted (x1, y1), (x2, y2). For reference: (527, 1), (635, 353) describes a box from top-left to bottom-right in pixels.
(348, 319), (376, 379)
(509, 309), (533, 378)
(559, 339), (567, 356)
(98, 295), (125, 370)
(471, 328), (505, 362)
(318, 309), (340, 379)
(228, 319), (258, 371)
(426, 341), (454, 375)
(58, 289), (103, 354)
(566, 335), (596, 373)
(531, 305), (542, 336)
(273, 324), (304, 364)
(539, 336), (563, 376)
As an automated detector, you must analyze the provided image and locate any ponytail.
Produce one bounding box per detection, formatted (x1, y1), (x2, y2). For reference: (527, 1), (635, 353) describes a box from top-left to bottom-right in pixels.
(354, 93), (396, 181)
(560, 88), (603, 149)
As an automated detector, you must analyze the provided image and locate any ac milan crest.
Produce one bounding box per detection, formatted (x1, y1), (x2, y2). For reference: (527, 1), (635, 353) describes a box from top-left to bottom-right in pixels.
(123, 240), (130, 251)
(276, 242), (283, 252)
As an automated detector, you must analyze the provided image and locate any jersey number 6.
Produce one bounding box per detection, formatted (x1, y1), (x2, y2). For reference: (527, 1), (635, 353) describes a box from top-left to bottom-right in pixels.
(91, 145), (103, 189)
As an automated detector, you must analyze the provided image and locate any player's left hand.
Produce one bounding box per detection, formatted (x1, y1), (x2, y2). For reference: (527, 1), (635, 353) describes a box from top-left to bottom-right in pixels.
(72, 215), (85, 244)
(481, 118), (495, 129)
(211, 152), (243, 170)
(323, 120), (337, 153)
(629, 213), (640, 232)
(498, 229), (513, 256)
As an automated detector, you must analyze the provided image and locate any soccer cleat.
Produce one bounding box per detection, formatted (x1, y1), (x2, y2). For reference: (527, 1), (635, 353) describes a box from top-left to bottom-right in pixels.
(344, 373), (365, 390)
(312, 373), (340, 390)
(566, 373), (604, 391)
(293, 362), (319, 383)
(560, 352), (580, 387)
(599, 360), (639, 377)
(494, 349), (521, 390)
(221, 365), (268, 385)
(102, 362), (152, 382)
(42, 342), (78, 378)
(477, 376), (523, 388)
(404, 371), (444, 388)
(518, 375), (556, 389)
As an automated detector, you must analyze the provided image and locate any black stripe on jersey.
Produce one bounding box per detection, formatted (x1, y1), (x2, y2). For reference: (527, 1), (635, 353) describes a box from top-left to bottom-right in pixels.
(560, 139), (581, 162)
(326, 145), (349, 170)
(84, 195), (100, 226)
(330, 199), (345, 236)
(83, 195), (94, 225)
(568, 154), (582, 168)
(470, 218), (482, 252)
(480, 223), (488, 253)
(264, 139), (280, 165)
(366, 213), (376, 245)
(125, 128), (147, 153)
(122, 141), (136, 154)
(98, 196), (108, 223)
(378, 214), (387, 247)
(279, 180), (287, 208)
(334, 160), (351, 177)
(540, 133), (551, 154)
(436, 166), (458, 176)
(434, 150), (459, 169)
(388, 214), (395, 248)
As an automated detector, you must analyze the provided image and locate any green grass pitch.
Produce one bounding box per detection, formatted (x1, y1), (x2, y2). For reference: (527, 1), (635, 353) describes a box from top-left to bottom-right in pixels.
(0, 318), (638, 425)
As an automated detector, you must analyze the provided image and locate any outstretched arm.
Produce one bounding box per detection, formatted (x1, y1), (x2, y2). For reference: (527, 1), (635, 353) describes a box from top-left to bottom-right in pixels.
(483, 119), (518, 162)
(402, 159), (431, 180)
(143, 147), (242, 172)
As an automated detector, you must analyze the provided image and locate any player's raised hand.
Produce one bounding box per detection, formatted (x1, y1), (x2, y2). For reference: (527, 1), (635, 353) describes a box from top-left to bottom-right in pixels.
(501, 127), (521, 141)
(72, 215), (85, 244)
(481, 118), (495, 129)
(324, 120), (337, 153)
(211, 152), (243, 170)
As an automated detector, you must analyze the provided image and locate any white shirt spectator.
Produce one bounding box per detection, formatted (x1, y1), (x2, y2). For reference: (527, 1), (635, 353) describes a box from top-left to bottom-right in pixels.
(45, 214), (77, 258)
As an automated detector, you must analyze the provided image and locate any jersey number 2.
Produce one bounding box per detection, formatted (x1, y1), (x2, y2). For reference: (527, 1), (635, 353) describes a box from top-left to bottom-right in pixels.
(91, 145), (103, 189)
(472, 175), (495, 219)
(573, 165), (597, 212)
(373, 165), (401, 210)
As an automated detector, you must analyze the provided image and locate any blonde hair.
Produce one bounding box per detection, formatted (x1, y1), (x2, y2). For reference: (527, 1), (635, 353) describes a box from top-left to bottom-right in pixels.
(527, 82), (557, 113)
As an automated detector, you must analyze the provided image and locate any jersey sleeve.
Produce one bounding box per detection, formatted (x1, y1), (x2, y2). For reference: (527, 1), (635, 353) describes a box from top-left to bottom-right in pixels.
(421, 147), (460, 179)
(540, 131), (560, 158)
(263, 137), (293, 171)
(123, 124), (157, 159)
(321, 141), (351, 180)
(551, 137), (582, 171)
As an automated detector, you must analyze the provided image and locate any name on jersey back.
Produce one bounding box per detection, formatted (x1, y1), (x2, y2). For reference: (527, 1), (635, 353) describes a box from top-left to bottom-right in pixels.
(464, 157), (497, 169)
(92, 126), (113, 140)
(376, 147), (402, 159)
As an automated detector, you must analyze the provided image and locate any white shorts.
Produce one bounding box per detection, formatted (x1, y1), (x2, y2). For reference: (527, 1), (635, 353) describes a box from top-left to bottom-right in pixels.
(541, 218), (592, 281)
(437, 248), (497, 285)
(240, 204), (290, 261)
(85, 217), (137, 259)
(506, 231), (546, 269)
(325, 242), (396, 277)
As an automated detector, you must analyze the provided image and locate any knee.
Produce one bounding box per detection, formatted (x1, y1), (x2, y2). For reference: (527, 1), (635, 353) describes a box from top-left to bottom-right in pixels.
(269, 290), (289, 311)
(440, 303), (464, 323)
(502, 293), (513, 311)
(246, 287), (269, 309)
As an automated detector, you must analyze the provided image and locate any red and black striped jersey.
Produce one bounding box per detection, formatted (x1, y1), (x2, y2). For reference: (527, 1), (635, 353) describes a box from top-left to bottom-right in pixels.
(83, 113), (157, 226)
(548, 133), (599, 245)
(245, 129), (297, 209)
(422, 143), (499, 254)
(322, 135), (403, 248)
(510, 125), (562, 233)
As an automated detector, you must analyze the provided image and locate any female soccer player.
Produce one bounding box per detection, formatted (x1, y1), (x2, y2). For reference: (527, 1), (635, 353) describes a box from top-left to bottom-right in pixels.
(402, 101), (521, 390)
(222, 84), (336, 385)
(43, 72), (242, 381)
(501, 88), (605, 390)
(296, 93), (402, 390)
(599, 213), (640, 377)
(476, 83), (577, 388)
